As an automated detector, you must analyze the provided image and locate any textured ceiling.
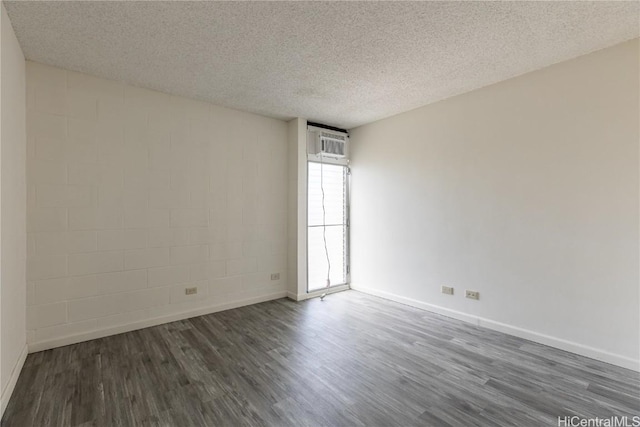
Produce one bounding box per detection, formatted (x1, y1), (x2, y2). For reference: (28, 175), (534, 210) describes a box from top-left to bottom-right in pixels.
(4, 1), (639, 129)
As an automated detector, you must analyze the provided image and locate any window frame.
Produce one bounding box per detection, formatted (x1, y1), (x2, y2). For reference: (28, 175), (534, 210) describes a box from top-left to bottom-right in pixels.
(306, 157), (350, 293)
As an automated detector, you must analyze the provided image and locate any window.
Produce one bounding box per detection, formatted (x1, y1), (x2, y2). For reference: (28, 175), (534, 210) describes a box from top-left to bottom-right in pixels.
(307, 161), (349, 292)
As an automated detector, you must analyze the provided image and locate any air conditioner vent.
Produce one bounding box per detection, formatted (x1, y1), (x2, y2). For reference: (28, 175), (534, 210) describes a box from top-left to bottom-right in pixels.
(321, 134), (346, 157)
(322, 139), (344, 156)
(308, 127), (349, 159)
(320, 132), (346, 142)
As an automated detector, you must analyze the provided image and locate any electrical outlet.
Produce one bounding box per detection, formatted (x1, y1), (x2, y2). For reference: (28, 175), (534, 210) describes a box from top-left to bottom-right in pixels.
(441, 286), (454, 295)
(185, 287), (198, 295)
(270, 273), (280, 281)
(465, 290), (479, 300)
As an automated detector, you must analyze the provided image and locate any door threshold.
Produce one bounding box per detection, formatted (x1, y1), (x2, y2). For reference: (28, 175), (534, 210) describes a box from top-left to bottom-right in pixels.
(288, 284), (350, 302)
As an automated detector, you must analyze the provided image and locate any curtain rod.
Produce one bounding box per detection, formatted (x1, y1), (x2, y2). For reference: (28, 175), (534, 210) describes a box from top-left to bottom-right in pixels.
(307, 121), (348, 134)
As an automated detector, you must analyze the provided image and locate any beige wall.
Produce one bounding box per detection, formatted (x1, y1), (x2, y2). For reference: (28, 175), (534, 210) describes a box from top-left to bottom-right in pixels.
(349, 39), (639, 369)
(25, 62), (289, 350)
(0, 4), (27, 415)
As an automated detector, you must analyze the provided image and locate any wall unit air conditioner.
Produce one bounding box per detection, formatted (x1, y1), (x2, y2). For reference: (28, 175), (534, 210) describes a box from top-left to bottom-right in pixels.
(309, 130), (348, 158)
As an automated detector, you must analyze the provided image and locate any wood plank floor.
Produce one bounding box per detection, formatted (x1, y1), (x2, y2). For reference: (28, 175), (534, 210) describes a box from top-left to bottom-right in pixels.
(2, 290), (639, 426)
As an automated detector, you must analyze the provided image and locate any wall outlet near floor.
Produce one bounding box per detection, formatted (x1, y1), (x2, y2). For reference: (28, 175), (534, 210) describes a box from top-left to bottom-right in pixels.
(465, 290), (479, 300)
(270, 273), (280, 281)
(185, 287), (198, 295)
(441, 285), (454, 295)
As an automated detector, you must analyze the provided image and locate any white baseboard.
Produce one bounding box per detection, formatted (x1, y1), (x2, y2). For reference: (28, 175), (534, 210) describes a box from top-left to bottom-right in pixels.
(350, 284), (639, 372)
(1, 342), (28, 418)
(29, 291), (287, 353)
(286, 284), (350, 302)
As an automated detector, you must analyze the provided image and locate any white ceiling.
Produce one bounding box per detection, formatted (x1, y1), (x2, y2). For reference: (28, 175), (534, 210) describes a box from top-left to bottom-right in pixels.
(4, 1), (639, 129)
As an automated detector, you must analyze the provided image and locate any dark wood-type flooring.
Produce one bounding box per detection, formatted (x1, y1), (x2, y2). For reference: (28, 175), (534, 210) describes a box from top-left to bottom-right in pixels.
(2, 290), (639, 426)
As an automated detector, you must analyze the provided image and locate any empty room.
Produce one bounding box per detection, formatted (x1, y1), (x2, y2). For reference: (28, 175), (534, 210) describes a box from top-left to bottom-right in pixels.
(0, 1), (638, 426)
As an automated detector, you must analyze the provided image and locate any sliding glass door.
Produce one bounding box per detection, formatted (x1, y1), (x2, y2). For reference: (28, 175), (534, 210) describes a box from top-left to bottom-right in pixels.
(307, 162), (349, 292)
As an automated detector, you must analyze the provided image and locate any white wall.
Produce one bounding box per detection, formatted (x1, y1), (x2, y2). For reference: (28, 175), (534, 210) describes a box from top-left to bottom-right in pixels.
(25, 62), (289, 351)
(287, 119), (299, 298)
(0, 4), (27, 415)
(286, 118), (311, 300)
(349, 39), (639, 370)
